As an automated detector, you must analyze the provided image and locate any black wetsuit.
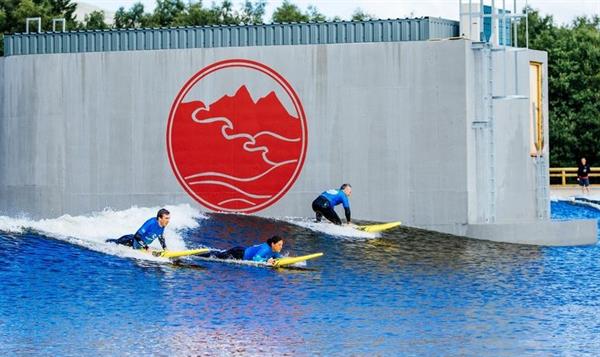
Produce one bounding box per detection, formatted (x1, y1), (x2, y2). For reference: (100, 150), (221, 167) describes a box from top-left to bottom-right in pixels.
(312, 195), (342, 225)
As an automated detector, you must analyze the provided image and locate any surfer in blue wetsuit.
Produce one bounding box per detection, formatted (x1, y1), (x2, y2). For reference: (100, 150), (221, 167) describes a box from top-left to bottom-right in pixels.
(202, 235), (284, 265)
(106, 208), (170, 250)
(312, 183), (352, 225)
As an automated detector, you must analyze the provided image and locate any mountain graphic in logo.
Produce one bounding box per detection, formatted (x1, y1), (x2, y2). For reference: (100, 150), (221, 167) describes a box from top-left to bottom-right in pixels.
(167, 60), (307, 213)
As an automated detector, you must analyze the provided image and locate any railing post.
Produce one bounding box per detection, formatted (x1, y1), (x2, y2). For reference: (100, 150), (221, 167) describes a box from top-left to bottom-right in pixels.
(562, 170), (566, 186)
(26, 17), (42, 34)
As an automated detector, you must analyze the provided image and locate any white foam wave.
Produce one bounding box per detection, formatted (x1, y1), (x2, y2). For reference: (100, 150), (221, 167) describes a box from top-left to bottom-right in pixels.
(279, 217), (379, 239)
(0, 204), (207, 260)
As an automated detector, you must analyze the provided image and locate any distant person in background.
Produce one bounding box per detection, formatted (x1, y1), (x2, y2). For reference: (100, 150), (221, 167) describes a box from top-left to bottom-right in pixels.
(106, 208), (170, 250)
(201, 235), (284, 265)
(312, 183), (352, 225)
(578, 157), (592, 195)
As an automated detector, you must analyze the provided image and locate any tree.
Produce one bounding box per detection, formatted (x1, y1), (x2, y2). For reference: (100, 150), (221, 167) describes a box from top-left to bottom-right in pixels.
(519, 8), (600, 167)
(0, 8), (6, 29)
(14, 0), (53, 32)
(173, 1), (219, 26)
(213, 0), (237, 25)
(272, 0), (308, 23)
(151, 0), (185, 27)
(306, 5), (325, 22)
(238, 0), (265, 25)
(114, 2), (151, 28)
(351, 8), (376, 21)
(83, 10), (107, 30)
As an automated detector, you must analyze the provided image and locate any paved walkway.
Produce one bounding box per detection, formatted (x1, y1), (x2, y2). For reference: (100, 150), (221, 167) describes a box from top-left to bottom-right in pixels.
(550, 186), (600, 199)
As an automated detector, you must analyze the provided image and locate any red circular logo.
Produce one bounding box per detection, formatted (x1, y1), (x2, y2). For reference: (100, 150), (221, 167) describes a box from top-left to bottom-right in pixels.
(167, 59), (308, 213)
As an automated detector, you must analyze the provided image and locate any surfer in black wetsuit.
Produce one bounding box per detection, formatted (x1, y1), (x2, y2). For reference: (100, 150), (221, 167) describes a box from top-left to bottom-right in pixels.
(311, 183), (352, 225)
(106, 208), (170, 250)
(200, 236), (284, 265)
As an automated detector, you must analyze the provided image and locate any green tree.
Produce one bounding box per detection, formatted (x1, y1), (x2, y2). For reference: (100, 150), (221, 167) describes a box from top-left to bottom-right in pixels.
(173, 1), (219, 26)
(306, 5), (325, 22)
(238, 0), (265, 25)
(13, 0), (51, 32)
(114, 2), (151, 28)
(213, 0), (237, 25)
(83, 10), (107, 30)
(0, 8), (6, 29)
(151, 0), (185, 27)
(272, 0), (308, 23)
(351, 8), (376, 21)
(520, 8), (600, 166)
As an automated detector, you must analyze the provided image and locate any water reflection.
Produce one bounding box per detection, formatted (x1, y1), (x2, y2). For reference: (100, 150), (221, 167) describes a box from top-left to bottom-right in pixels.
(2, 203), (600, 355)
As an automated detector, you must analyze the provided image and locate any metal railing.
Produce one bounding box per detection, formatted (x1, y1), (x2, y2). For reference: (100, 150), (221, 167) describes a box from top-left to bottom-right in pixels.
(550, 167), (599, 186)
(3, 17), (459, 57)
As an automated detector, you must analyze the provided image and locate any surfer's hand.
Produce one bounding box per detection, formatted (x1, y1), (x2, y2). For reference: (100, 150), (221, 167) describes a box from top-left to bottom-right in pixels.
(266, 258), (275, 266)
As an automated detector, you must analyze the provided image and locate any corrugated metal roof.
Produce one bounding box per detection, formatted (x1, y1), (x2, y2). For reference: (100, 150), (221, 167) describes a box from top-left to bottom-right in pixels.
(3, 17), (459, 57)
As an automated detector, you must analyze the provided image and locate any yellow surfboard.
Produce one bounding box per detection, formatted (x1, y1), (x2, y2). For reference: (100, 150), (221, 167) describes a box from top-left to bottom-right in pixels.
(273, 252), (324, 267)
(146, 248), (210, 259)
(355, 221), (402, 233)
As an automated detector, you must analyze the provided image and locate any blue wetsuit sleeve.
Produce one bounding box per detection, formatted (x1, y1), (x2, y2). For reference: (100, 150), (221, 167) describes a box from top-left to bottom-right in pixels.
(341, 193), (350, 209)
(341, 193), (351, 222)
(158, 235), (166, 250)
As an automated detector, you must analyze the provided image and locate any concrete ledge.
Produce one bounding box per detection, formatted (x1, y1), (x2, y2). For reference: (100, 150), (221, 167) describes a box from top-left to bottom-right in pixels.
(465, 220), (597, 246)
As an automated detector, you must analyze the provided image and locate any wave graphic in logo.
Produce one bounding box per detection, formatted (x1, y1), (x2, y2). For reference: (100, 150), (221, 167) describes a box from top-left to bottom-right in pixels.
(167, 60), (308, 213)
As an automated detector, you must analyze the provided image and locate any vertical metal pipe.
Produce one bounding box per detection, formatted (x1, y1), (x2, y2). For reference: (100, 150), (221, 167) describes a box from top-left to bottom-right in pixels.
(469, 0), (472, 40)
(525, 0), (529, 48)
(491, 0), (497, 45)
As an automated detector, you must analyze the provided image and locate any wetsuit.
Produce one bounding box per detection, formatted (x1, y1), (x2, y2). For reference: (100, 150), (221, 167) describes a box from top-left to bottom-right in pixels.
(578, 164), (592, 186)
(207, 243), (282, 262)
(106, 217), (166, 250)
(312, 189), (351, 225)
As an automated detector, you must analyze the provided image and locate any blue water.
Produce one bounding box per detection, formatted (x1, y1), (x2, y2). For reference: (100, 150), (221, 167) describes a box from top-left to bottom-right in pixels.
(2, 201), (600, 355)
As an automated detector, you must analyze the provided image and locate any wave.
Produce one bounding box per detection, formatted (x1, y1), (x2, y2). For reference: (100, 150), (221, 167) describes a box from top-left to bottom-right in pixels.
(277, 217), (380, 239)
(0, 204), (207, 257)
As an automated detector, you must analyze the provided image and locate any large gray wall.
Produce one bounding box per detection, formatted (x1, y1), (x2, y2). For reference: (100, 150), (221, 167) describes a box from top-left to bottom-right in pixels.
(0, 39), (595, 245)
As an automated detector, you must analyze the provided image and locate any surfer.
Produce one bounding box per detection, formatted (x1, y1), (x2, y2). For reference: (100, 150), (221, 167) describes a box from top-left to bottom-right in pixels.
(202, 235), (284, 265)
(106, 208), (170, 250)
(311, 183), (352, 225)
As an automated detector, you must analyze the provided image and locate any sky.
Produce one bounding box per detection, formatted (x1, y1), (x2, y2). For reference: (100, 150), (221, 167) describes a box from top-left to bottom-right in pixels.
(82, 0), (600, 26)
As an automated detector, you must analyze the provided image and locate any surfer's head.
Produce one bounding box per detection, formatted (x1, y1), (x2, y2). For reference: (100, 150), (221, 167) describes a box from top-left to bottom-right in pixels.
(340, 183), (352, 197)
(157, 208), (171, 228)
(267, 235), (284, 252)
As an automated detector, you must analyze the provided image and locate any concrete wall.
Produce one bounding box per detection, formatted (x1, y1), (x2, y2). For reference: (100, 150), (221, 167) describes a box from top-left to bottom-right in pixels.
(0, 39), (595, 245)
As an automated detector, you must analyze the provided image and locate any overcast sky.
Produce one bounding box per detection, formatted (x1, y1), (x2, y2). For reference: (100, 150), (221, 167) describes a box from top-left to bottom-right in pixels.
(84, 0), (600, 26)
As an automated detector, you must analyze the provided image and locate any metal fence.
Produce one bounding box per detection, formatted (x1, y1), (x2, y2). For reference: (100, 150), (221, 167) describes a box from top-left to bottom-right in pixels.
(3, 17), (459, 57)
(550, 167), (600, 186)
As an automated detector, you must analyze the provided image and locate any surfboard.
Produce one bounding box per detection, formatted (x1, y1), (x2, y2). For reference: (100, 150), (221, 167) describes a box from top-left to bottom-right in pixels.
(272, 252), (324, 267)
(355, 221), (402, 233)
(146, 248), (210, 259)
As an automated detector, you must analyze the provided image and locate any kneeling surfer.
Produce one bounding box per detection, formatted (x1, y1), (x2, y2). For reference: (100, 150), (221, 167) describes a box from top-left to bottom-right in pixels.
(203, 235), (284, 266)
(106, 208), (170, 251)
(312, 183), (352, 225)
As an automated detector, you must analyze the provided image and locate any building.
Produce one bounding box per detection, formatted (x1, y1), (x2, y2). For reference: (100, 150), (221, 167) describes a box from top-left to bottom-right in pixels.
(0, 3), (595, 245)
